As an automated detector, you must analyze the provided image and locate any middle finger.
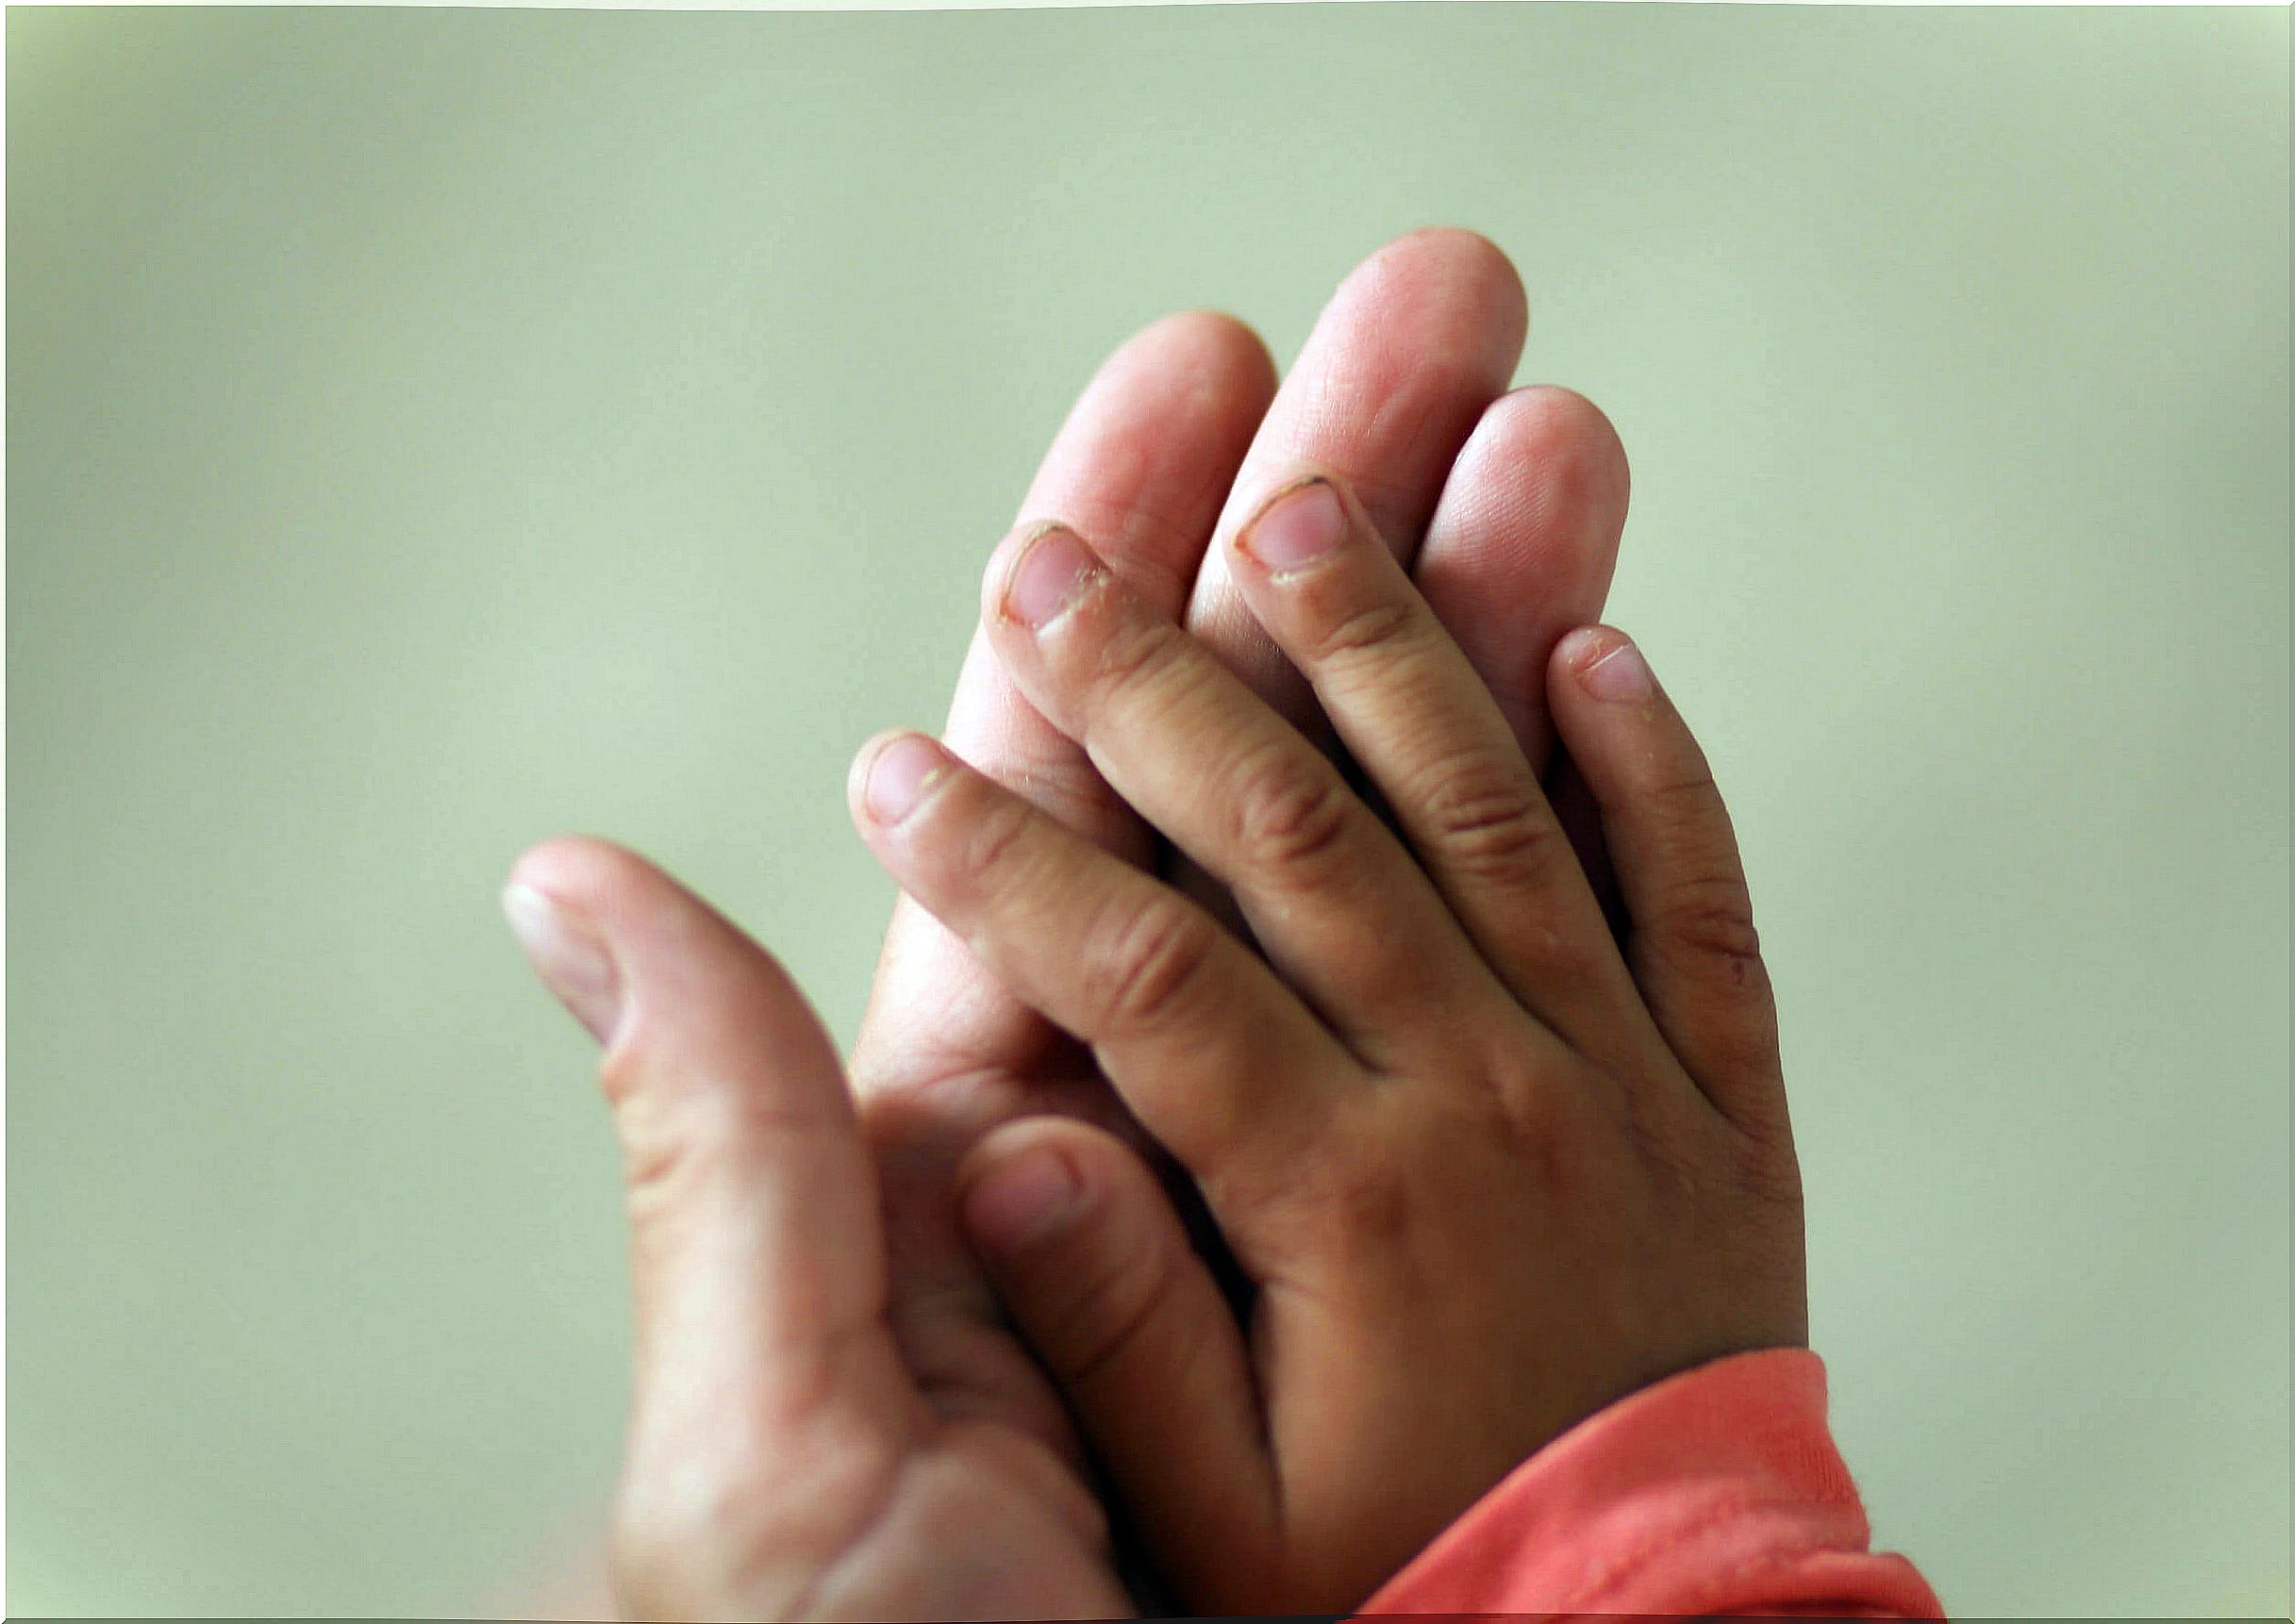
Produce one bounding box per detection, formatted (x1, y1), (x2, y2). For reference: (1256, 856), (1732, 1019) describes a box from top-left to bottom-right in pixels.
(1225, 472), (1653, 1066)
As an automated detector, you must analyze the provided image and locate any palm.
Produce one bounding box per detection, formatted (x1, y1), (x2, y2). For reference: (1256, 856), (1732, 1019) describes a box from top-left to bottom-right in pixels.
(757, 1415), (1125, 1620)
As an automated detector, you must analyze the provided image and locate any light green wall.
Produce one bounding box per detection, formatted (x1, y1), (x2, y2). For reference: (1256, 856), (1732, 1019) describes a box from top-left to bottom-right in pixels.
(8, 5), (2287, 1615)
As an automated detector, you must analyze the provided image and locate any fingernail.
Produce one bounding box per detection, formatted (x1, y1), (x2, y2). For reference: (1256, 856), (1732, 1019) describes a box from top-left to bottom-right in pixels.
(1003, 523), (1102, 630)
(964, 1151), (1084, 1254)
(1580, 638), (1654, 703)
(502, 883), (624, 1043)
(864, 733), (948, 824)
(1240, 478), (1345, 574)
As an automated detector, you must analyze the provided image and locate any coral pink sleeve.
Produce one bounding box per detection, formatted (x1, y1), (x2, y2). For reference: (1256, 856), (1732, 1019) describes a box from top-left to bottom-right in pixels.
(1355, 1349), (1943, 1618)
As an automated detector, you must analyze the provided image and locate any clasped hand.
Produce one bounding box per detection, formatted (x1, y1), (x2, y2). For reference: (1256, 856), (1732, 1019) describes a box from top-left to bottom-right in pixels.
(505, 229), (1805, 1620)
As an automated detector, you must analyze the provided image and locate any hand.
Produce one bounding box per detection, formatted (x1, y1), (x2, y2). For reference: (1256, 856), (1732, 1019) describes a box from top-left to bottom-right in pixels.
(843, 228), (1629, 1593)
(503, 842), (1131, 1618)
(850, 472), (1806, 1615)
(507, 228), (1633, 1617)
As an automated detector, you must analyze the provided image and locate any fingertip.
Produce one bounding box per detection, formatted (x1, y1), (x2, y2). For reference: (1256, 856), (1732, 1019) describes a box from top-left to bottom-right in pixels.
(979, 519), (1095, 632)
(505, 833), (646, 912)
(1565, 628), (1656, 705)
(1137, 307), (1279, 396)
(1552, 623), (1623, 686)
(1492, 386), (1632, 516)
(1550, 627), (1662, 742)
(501, 837), (637, 1047)
(1231, 472), (1353, 577)
(961, 1142), (1089, 1259)
(848, 724), (904, 795)
(850, 729), (954, 829)
(1321, 226), (1528, 395)
(958, 1116), (1152, 1262)
(1375, 225), (1529, 340)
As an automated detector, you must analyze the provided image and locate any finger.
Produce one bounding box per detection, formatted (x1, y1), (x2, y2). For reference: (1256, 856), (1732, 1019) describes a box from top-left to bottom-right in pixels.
(502, 837), (920, 1612)
(1414, 385), (1632, 772)
(849, 730), (1354, 1183)
(1226, 473), (1646, 1060)
(1547, 630), (1787, 1131)
(957, 1119), (1278, 1611)
(1168, 228), (1527, 931)
(984, 523), (1501, 1056)
(856, 311), (1278, 1084)
(1186, 227), (1528, 712)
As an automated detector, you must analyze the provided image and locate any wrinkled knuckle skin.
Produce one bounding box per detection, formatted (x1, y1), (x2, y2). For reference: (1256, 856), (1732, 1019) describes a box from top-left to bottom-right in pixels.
(1416, 761), (1561, 887)
(1647, 765), (1731, 831)
(610, 1094), (689, 1224)
(595, 1034), (652, 1113)
(608, 1089), (750, 1236)
(1735, 1132), (1807, 1219)
(1699, 1002), (1788, 1115)
(1230, 750), (1355, 877)
(1089, 899), (1218, 1036)
(1655, 875), (1767, 982)
(943, 783), (1037, 891)
(1307, 594), (1419, 670)
(1090, 610), (1191, 705)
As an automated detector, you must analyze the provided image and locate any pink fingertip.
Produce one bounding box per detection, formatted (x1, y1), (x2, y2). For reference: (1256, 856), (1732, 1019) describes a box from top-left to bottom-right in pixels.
(864, 734), (949, 824)
(1580, 637), (1654, 703)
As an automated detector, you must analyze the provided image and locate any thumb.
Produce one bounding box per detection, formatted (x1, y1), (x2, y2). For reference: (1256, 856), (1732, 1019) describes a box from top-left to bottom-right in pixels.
(503, 836), (915, 1614)
(958, 1117), (1279, 1611)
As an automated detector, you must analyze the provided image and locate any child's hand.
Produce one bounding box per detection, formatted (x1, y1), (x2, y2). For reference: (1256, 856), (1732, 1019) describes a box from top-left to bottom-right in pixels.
(850, 472), (1808, 1615)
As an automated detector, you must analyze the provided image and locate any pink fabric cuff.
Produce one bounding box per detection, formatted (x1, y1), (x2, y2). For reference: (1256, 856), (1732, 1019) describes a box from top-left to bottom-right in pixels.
(1356, 1348), (1943, 1618)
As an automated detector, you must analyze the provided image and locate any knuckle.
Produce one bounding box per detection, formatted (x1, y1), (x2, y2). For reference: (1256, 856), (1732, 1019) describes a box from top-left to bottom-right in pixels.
(1475, 1049), (1602, 1195)
(1088, 898), (1219, 1035)
(1092, 611), (1192, 704)
(1314, 1163), (1414, 1267)
(595, 1034), (651, 1112)
(611, 1097), (686, 1218)
(1414, 757), (1565, 886)
(944, 784), (1038, 888)
(1308, 594), (1419, 669)
(1651, 874), (1766, 976)
(607, 1085), (728, 1229)
(1287, 1121), (1418, 1263)
(1229, 748), (1355, 875)
(1645, 761), (1730, 829)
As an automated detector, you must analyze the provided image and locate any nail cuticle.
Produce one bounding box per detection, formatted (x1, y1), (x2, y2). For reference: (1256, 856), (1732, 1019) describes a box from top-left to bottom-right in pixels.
(864, 733), (949, 824)
(1002, 522), (1104, 631)
(1238, 476), (1347, 576)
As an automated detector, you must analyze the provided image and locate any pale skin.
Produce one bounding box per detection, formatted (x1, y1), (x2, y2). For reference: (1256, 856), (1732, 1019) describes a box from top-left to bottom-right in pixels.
(504, 228), (1693, 1619)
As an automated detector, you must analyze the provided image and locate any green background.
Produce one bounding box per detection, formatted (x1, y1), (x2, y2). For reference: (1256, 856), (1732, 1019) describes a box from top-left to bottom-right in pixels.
(8, 5), (2287, 1616)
